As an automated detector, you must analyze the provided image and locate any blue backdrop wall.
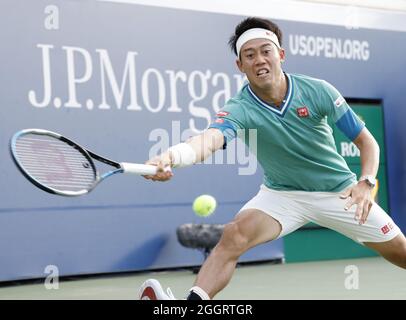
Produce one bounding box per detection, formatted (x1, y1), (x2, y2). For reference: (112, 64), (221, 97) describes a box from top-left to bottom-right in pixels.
(0, 0), (405, 281)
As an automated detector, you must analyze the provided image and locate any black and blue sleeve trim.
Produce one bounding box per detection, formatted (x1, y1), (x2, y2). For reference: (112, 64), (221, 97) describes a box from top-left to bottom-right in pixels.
(209, 119), (238, 149)
(335, 109), (365, 141)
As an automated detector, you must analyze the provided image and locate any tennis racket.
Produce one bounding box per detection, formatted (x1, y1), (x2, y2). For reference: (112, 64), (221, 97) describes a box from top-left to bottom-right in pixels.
(10, 128), (159, 196)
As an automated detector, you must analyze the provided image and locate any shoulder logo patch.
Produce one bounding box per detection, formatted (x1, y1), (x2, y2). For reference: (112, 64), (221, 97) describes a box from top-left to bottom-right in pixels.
(216, 111), (230, 117)
(335, 96), (345, 108)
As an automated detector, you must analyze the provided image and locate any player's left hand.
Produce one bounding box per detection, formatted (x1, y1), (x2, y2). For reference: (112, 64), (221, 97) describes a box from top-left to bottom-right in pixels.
(340, 182), (374, 225)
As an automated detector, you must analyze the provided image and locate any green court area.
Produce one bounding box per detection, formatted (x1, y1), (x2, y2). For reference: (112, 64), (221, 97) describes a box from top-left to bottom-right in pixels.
(0, 257), (404, 300)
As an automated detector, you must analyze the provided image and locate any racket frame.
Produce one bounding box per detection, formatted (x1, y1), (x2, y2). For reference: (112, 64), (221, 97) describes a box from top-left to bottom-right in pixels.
(10, 128), (122, 196)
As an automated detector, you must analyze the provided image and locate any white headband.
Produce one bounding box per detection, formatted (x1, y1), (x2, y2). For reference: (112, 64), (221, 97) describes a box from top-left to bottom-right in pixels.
(236, 28), (280, 57)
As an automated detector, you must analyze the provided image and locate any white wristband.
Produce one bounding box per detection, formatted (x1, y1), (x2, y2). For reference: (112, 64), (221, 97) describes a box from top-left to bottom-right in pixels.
(168, 143), (197, 168)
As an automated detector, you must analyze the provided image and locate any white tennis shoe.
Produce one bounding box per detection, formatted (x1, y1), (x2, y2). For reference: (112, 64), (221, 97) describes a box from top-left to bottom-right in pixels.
(138, 279), (176, 300)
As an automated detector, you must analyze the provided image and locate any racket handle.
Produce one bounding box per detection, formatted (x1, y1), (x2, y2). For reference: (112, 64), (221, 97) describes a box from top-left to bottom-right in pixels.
(120, 163), (158, 175)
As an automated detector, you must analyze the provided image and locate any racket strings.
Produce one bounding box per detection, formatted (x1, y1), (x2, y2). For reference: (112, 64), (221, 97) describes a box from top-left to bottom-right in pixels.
(15, 134), (97, 192)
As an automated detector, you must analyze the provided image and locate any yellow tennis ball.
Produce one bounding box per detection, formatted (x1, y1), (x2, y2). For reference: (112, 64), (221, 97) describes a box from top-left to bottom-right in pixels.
(193, 195), (217, 217)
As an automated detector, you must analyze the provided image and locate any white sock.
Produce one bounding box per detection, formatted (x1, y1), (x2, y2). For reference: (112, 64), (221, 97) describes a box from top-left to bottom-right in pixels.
(189, 286), (210, 300)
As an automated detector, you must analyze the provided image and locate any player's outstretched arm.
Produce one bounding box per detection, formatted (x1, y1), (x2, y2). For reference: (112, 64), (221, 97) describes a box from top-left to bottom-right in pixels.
(340, 127), (380, 224)
(143, 128), (225, 182)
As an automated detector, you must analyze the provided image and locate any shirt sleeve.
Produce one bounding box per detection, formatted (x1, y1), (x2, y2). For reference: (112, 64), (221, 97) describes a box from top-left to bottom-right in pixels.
(319, 80), (365, 141)
(208, 102), (246, 149)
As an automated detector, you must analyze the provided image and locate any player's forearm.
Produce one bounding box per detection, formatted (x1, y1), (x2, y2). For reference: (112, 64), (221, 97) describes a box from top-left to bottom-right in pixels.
(354, 129), (380, 178)
(359, 142), (379, 177)
(163, 129), (224, 168)
(185, 129), (224, 163)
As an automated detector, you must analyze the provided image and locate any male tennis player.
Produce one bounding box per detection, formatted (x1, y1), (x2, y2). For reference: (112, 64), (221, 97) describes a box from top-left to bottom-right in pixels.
(138, 17), (406, 300)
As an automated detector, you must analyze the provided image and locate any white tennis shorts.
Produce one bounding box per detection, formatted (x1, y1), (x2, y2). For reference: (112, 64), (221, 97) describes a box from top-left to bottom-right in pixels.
(239, 184), (401, 243)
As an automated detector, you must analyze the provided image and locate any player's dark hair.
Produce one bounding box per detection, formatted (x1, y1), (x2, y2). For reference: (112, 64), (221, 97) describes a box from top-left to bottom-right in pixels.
(228, 17), (283, 56)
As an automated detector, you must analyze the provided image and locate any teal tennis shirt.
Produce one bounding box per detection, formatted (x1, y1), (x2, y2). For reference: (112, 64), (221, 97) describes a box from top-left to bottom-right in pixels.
(209, 73), (364, 192)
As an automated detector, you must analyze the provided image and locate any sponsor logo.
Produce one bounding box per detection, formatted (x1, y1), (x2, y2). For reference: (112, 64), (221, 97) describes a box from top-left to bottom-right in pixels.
(297, 106), (309, 117)
(216, 111), (230, 117)
(381, 224), (390, 235)
(27, 44), (247, 135)
(288, 35), (370, 61)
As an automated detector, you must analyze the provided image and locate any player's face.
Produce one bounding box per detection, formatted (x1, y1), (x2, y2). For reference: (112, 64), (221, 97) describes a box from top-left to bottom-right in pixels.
(236, 39), (285, 90)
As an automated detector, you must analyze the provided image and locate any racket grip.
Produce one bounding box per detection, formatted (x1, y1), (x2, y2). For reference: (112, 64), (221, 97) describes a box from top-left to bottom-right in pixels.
(120, 163), (158, 175)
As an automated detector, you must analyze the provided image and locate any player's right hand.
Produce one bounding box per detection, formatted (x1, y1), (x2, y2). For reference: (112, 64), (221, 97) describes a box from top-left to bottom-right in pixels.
(143, 153), (173, 182)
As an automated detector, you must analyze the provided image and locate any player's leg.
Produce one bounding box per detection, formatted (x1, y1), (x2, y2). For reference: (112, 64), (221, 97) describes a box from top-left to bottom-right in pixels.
(364, 233), (406, 269)
(138, 209), (281, 300)
(187, 186), (309, 300)
(138, 185), (308, 300)
(190, 208), (281, 299)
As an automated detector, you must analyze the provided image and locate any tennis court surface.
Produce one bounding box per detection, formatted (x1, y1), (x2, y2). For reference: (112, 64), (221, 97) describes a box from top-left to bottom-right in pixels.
(0, 257), (404, 300)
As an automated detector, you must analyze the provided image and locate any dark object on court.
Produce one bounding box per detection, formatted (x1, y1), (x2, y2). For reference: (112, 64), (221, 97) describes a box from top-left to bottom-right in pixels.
(176, 223), (225, 273)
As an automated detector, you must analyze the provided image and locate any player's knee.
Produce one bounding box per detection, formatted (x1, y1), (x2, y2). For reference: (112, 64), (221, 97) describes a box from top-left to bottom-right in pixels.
(388, 240), (406, 269)
(397, 243), (406, 269)
(216, 222), (250, 258)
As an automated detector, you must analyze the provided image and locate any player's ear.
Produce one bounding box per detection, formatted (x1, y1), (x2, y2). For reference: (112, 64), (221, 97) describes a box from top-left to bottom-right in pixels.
(279, 48), (286, 63)
(236, 58), (244, 73)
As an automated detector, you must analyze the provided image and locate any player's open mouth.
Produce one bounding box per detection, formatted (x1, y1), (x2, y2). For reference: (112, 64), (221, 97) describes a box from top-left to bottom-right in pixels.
(256, 69), (270, 77)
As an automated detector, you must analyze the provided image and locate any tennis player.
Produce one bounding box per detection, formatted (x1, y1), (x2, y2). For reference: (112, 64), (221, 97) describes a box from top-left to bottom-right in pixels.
(138, 17), (406, 300)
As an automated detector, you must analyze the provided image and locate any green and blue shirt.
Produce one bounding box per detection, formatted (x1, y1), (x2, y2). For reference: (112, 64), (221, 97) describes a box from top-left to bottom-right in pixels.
(209, 73), (364, 192)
